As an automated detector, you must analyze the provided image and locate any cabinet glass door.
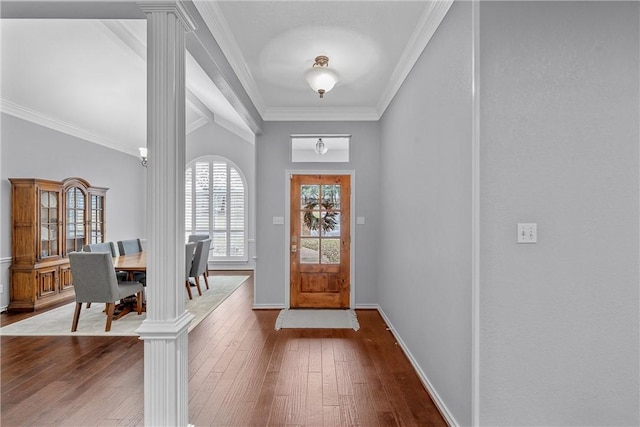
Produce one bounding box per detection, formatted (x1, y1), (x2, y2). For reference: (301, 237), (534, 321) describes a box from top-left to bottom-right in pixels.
(90, 194), (104, 244)
(65, 187), (85, 254)
(39, 190), (59, 258)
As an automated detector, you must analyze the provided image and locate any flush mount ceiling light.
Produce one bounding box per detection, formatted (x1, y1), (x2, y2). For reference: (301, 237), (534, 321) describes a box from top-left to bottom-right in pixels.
(305, 55), (339, 98)
(314, 138), (328, 155)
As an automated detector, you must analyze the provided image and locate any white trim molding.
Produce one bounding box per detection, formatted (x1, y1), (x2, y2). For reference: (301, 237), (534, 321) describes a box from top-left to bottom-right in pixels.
(376, 0), (454, 117)
(471, 0), (481, 425)
(0, 99), (138, 156)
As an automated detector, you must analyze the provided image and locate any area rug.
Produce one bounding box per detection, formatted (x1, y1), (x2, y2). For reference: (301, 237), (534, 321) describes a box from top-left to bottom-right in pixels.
(0, 275), (249, 336)
(275, 309), (360, 331)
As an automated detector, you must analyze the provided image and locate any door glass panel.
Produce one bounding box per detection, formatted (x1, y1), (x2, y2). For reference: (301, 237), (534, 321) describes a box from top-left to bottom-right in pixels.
(42, 208), (49, 222)
(321, 239), (340, 264)
(300, 185), (319, 208)
(321, 212), (340, 237)
(41, 192), (48, 207)
(321, 185), (340, 209)
(300, 212), (320, 236)
(300, 238), (319, 264)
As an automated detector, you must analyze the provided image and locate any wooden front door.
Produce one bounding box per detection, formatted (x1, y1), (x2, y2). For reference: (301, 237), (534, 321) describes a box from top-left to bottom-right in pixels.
(290, 174), (350, 308)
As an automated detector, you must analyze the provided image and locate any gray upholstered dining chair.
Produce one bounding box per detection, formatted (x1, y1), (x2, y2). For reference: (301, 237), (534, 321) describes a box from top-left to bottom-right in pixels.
(83, 241), (117, 256)
(184, 242), (196, 300)
(188, 238), (211, 297)
(117, 238), (143, 255)
(82, 241), (126, 308)
(116, 238), (146, 284)
(68, 252), (144, 332)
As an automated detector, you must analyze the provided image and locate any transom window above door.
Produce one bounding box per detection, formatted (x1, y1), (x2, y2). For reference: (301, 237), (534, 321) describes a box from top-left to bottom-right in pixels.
(290, 135), (350, 162)
(185, 157), (247, 262)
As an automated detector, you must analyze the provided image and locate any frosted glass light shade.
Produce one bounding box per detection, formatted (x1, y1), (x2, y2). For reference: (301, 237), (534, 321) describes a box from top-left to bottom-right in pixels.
(305, 67), (339, 97)
(315, 138), (328, 155)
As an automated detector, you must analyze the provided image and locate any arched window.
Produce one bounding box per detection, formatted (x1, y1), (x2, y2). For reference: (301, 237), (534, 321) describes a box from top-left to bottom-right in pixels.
(185, 156), (247, 262)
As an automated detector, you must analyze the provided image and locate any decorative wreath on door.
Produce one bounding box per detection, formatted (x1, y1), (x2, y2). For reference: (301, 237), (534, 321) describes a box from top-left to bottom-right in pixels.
(303, 199), (338, 233)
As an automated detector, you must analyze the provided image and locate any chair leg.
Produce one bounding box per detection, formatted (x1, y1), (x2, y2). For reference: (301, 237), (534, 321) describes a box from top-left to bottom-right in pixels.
(71, 302), (82, 332)
(185, 280), (193, 300)
(203, 273), (210, 290)
(86, 303), (91, 308)
(136, 292), (143, 315)
(105, 302), (115, 332)
(194, 277), (203, 296)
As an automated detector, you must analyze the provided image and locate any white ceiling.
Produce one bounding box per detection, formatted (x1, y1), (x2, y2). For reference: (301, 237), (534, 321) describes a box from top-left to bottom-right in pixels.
(0, 1), (451, 155)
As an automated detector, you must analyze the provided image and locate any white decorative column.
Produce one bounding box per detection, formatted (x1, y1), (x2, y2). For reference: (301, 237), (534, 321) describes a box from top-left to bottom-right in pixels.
(136, 2), (196, 426)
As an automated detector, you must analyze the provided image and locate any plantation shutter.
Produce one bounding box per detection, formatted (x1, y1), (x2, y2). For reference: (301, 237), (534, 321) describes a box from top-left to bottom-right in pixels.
(212, 162), (227, 256)
(184, 157), (247, 261)
(194, 162), (209, 234)
(185, 167), (192, 236)
(230, 168), (245, 256)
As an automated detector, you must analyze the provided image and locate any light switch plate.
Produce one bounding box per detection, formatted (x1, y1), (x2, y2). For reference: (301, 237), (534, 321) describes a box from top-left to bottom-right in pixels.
(357, 216), (365, 225)
(517, 223), (537, 243)
(272, 216), (284, 225)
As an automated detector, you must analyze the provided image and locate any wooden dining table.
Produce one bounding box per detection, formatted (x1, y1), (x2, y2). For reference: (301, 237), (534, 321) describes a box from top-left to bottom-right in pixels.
(113, 252), (147, 273)
(112, 252), (147, 315)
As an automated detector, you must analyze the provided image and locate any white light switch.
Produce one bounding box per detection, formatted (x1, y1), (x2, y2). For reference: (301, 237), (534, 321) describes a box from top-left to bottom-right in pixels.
(357, 216), (365, 225)
(517, 223), (537, 243)
(273, 216), (284, 225)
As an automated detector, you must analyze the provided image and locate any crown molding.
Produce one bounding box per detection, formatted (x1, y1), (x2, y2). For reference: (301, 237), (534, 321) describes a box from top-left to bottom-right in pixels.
(213, 115), (256, 144)
(100, 19), (146, 61)
(262, 107), (379, 122)
(186, 116), (209, 135)
(376, 0), (454, 117)
(1, 99), (138, 156)
(192, 0), (266, 116)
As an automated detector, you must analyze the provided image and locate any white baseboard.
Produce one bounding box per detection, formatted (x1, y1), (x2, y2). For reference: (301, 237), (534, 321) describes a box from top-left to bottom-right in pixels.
(376, 305), (458, 427)
(354, 303), (378, 309)
(0, 305), (7, 313)
(252, 304), (284, 310)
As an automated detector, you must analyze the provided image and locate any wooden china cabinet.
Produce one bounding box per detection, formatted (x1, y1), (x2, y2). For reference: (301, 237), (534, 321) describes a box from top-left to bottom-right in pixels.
(8, 177), (108, 312)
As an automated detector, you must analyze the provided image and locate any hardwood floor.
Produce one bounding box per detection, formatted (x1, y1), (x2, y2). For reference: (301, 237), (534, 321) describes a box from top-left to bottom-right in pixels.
(1, 272), (447, 426)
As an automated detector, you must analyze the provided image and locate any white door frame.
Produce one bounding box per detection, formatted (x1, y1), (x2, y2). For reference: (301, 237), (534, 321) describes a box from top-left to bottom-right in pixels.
(284, 170), (356, 309)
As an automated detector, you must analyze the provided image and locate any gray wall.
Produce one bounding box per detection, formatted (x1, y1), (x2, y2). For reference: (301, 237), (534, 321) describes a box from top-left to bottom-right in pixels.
(1, 113), (145, 309)
(255, 121), (380, 307)
(479, 2), (639, 425)
(186, 122), (256, 270)
(379, 1), (472, 425)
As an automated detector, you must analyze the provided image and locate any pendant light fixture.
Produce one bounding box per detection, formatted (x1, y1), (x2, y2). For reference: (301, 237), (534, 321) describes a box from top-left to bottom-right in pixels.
(305, 55), (339, 98)
(314, 138), (328, 155)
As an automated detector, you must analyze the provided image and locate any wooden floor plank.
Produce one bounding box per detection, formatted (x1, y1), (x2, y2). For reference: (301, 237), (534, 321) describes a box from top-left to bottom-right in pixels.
(1, 271), (447, 426)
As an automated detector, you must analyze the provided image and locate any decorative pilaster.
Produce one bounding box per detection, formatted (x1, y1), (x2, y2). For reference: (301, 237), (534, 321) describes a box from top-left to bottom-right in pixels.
(136, 2), (196, 426)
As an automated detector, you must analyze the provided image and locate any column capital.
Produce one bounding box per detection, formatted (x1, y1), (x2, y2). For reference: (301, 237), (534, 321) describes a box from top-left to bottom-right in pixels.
(138, 1), (197, 32)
